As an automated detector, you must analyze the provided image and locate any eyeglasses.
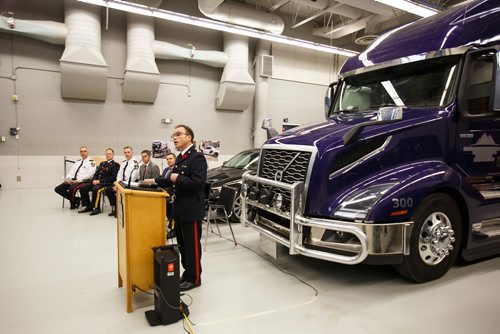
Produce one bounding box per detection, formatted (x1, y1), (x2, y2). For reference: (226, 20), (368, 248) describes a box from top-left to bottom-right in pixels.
(171, 132), (189, 139)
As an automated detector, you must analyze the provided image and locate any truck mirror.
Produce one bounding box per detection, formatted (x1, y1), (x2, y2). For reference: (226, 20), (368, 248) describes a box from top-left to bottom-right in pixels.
(377, 107), (403, 121)
(325, 81), (338, 118)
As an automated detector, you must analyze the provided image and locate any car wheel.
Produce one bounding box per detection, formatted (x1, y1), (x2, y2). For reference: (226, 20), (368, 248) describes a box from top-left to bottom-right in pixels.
(213, 152), (219, 158)
(393, 193), (462, 283)
(229, 191), (242, 223)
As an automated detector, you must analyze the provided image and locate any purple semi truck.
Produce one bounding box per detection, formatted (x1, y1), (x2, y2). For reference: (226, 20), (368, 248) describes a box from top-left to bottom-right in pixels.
(241, 0), (500, 282)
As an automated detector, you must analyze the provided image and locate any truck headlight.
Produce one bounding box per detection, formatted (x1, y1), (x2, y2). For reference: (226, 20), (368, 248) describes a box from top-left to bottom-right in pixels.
(272, 193), (283, 211)
(210, 186), (222, 198)
(333, 183), (396, 220)
(240, 183), (248, 198)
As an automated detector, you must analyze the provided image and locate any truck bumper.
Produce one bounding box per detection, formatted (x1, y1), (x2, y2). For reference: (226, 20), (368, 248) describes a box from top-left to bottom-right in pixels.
(242, 173), (413, 265)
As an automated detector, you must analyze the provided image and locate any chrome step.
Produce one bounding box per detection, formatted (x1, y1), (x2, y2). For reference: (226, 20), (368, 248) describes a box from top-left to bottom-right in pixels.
(480, 191), (500, 200)
(472, 218), (500, 239)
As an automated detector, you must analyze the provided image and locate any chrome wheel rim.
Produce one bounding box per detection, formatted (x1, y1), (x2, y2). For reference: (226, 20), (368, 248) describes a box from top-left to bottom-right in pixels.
(231, 195), (242, 220)
(418, 211), (456, 265)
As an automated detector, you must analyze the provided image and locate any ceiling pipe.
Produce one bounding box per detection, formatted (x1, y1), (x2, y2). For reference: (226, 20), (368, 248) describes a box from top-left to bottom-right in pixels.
(313, 14), (375, 39)
(153, 41), (228, 68)
(198, 0), (285, 34)
(0, 16), (67, 44)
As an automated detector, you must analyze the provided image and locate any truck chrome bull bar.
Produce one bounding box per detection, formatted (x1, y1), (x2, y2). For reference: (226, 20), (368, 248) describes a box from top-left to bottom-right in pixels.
(242, 173), (413, 265)
(242, 173), (373, 264)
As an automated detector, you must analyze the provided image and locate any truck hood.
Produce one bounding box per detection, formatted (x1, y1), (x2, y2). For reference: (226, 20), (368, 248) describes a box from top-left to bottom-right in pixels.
(266, 112), (399, 155)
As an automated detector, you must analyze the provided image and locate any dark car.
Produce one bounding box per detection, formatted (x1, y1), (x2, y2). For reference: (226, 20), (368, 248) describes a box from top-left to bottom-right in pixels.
(206, 148), (259, 222)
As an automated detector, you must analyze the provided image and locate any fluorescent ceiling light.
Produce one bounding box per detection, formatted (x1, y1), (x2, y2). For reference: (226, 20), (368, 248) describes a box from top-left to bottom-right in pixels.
(78, 0), (358, 57)
(375, 0), (439, 18)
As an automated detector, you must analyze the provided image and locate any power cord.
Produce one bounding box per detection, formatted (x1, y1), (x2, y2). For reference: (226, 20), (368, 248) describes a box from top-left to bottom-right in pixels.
(132, 284), (154, 295)
(217, 232), (319, 297)
(148, 284), (196, 334)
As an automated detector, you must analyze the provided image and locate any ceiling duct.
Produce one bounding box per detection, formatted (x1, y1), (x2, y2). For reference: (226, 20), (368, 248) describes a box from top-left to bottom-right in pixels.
(216, 33), (255, 111)
(198, 0), (285, 34)
(60, 0), (108, 101)
(0, 17), (67, 44)
(123, 13), (160, 103)
(153, 41), (228, 68)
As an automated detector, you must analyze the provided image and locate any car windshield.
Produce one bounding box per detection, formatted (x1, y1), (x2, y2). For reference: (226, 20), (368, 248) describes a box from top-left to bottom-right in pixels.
(331, 55), (460, 115)
(223, 151), (259, 169)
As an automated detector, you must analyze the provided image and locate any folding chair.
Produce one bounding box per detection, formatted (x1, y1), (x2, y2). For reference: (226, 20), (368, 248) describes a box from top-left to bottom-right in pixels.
(62, 156), (76, 208)
(204, 185), (238, 251)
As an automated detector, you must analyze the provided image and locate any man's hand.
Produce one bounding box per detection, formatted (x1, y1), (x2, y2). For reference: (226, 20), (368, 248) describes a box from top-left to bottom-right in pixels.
(93, 180), (100, 186)
(171, 173), (178, 183)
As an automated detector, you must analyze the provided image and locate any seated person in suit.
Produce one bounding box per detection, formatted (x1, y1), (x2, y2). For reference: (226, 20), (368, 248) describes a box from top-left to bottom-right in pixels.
(145, 152), (176, 236)
(54, 146), (96, 209)
(138, 149), (160, 181)
(78, 148), (120, 216)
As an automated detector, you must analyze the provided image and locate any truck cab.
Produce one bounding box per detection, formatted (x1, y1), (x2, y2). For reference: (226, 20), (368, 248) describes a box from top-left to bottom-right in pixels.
(241, 0), (500, 282)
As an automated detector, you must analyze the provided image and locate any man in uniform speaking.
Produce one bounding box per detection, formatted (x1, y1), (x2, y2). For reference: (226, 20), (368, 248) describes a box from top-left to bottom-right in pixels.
(156, 124), (207, 291)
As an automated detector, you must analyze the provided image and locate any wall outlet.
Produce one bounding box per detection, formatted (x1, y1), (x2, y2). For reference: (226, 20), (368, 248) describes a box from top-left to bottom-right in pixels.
(1, 136), (5, 142)
(16, 176), (22, 182)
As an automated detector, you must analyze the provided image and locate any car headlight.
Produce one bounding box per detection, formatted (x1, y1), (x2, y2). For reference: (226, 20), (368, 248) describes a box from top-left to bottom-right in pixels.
(333, 182), (396, 220)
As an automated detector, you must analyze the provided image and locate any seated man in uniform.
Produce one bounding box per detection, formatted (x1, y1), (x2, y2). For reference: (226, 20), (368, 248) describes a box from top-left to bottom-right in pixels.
(78, 148), (120, 215)
(54, 146), (96, 209)
(107, 146), (139, 217)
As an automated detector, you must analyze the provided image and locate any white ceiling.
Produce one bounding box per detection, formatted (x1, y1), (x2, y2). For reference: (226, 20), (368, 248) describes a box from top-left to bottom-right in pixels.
(161, 0), (468, 52)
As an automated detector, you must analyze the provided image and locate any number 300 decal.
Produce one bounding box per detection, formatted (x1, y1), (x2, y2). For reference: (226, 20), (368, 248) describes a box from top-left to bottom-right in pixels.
(392, 198), (414, 209)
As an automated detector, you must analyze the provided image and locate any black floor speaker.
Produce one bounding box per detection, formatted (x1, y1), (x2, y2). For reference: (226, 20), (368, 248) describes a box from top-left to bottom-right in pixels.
(145, 244), (188, 326)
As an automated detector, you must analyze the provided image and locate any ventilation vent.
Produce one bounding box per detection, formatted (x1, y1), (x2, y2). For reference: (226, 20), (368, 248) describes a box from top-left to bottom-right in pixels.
(355, 34), (379, 46)
(332, 137), (387, 172)
(260, 55), (273, 77)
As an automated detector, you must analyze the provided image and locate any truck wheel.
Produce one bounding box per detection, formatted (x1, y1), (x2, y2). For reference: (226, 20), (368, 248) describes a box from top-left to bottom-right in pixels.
(229, 191), (242, 223)
(393, 193), (462, 283)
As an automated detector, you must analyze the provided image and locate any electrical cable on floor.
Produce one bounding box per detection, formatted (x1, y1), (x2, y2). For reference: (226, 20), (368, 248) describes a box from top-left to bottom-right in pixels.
(132, 284), (154, 295)
(148, 283), (197, 333)
(215, 230), (319, 297)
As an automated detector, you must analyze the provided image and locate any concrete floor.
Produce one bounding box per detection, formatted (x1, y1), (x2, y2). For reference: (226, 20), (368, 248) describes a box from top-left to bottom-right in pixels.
(0, 187), (499, 334)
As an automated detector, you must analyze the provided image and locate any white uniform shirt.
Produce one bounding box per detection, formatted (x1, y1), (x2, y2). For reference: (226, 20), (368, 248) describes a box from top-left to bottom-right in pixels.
(116, 157), (140, 183)
(66, 157), (96, 182)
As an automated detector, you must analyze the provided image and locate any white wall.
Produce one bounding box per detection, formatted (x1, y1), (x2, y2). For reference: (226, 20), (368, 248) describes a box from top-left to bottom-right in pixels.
(0, 0), (346, 189)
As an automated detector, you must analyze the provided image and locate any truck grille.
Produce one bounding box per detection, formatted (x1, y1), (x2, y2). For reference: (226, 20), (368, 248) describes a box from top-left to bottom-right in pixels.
(258, 149), (311, 212)
(259, 149), (311, 184)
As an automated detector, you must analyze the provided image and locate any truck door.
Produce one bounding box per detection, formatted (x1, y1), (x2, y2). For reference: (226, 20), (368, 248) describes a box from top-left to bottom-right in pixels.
(456, 48), (500, 190)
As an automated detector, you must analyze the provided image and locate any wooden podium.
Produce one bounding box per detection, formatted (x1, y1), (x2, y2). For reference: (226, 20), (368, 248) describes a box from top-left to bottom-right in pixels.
(115, 181), (168, 312)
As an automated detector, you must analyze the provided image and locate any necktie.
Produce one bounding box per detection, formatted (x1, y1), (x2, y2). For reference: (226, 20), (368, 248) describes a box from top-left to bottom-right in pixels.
(74, 160), (84, 179)
(143, 164), (148, 179)
(122, 161), (129, 180)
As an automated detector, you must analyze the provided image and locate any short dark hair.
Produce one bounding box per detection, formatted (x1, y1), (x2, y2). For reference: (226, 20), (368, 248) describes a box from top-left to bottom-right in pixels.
(124, 146), (133, 151)
(166, 152), (176, 159)
(105, 148), (114, 153)
(141, 150), (151, 156)
(175, 124), (194, 141)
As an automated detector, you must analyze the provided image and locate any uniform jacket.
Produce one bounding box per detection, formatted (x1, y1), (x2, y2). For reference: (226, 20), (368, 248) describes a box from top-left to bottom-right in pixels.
(155, 167), (174, 193)
(93, 160), (120, 185)
(157, 146), (207, 222)
(138, 161), (161, 181)
(66, 157), (96, 182)
(116, 157), (139, 183)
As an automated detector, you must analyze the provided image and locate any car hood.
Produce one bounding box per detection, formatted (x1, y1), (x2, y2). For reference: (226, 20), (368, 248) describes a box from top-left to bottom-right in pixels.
(207, 166), (245, 187)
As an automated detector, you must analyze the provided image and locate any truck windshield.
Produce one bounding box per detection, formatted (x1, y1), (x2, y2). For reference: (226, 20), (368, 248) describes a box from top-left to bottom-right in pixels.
(331, 55), (461, 115)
